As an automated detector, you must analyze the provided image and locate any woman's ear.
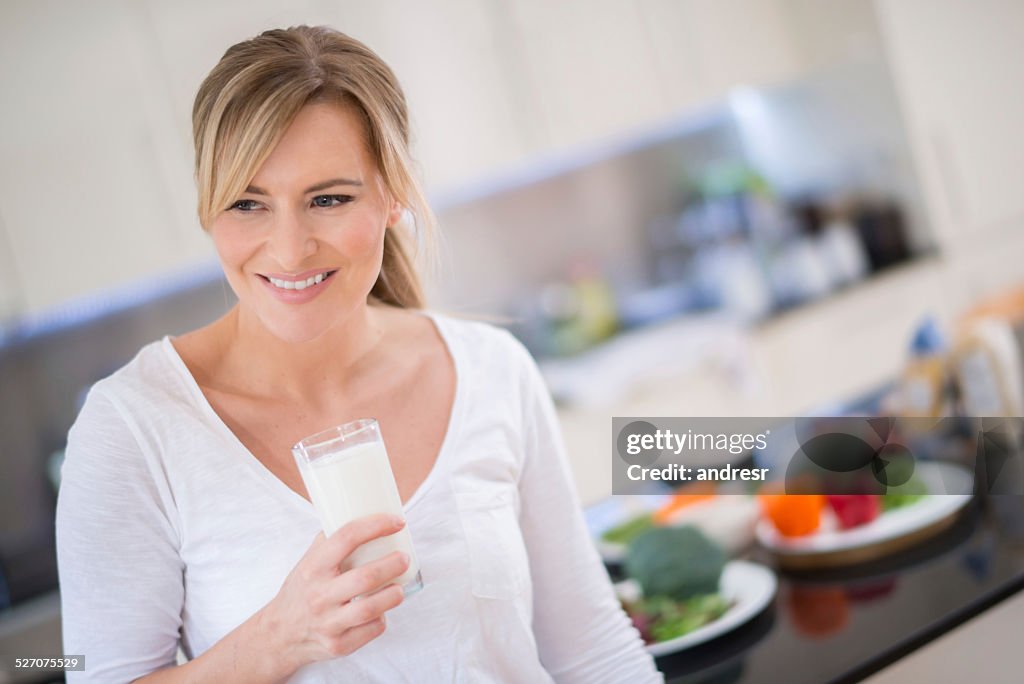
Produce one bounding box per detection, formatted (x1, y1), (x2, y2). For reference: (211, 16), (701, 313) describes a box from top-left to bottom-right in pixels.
(386, 199), (404, 228)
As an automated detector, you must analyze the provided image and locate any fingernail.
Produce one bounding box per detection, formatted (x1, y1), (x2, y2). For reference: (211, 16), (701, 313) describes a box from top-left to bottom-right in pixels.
(399, 551), (410, 565)
(391, 515), (405, 527)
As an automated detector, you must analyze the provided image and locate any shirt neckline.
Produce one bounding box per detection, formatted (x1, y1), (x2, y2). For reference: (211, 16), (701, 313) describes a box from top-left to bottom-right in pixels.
(159, 308), (466, 516)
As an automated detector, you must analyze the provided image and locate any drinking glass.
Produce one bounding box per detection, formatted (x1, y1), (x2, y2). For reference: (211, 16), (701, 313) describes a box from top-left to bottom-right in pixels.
(292, 418), (423, 596)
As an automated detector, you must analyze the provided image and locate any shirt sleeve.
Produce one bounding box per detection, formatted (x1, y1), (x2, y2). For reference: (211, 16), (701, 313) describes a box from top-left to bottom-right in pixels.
(506, 334), (664, 684)
(55, 384), (184, 683)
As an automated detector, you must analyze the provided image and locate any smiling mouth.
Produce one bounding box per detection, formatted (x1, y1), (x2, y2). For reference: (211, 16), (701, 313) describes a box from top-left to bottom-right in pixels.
(258, 269), (338, 291)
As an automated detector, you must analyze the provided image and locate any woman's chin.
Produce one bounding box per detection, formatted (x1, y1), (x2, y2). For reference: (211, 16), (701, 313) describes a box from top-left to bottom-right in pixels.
(254, 310), (337, 345)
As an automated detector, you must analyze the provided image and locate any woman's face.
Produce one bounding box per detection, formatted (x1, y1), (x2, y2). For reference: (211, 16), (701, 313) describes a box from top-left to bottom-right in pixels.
(209, 102), (402, 344)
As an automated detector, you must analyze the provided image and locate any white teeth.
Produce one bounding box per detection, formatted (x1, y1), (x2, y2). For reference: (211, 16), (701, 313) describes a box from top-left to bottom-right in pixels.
(267, 272), (330, 291)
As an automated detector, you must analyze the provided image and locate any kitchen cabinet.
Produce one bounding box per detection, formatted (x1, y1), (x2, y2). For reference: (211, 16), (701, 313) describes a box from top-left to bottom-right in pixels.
(641, 0), (801, 108)
(777, 0), (888, 73)
(874, 0), (1024, 309)
(0, 210), (23, 321)
(504, 1), (671, 152)
(0, 0), (204, 315)
(507, 0), (804, 155)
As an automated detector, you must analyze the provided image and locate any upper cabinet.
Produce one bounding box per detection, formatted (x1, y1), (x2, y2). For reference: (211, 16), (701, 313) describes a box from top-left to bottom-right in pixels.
(504, 1), (672, 152)
(0, 210), (22, 322)
(0, 0), (208, 315)
(646, 0), (801, 104)
(874, 0), (1024, 249)
(873, 0), (1024, 308)
(504, 0), (803, 155)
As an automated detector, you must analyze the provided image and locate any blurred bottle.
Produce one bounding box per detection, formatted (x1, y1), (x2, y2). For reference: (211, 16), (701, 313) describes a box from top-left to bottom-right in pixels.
(792, 200), (869, 290)
(887, 316), (953, 418)
(693, 240), (774, 321)
(852, 198), (913, 272)
(817, 215), (870, 288)
(766, 237), (833, 306)
(570, 259), (619, 344)
(538, 258), (619, 357)
(951, 317), (1024, 417)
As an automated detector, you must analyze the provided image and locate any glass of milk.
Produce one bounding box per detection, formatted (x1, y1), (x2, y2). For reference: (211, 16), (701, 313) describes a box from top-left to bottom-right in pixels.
(292, 418), (423, 597)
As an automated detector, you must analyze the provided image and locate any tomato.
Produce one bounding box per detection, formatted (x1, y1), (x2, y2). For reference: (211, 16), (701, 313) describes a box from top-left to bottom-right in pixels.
(825, 495), (881, 529)
(758, 493), (824, 537)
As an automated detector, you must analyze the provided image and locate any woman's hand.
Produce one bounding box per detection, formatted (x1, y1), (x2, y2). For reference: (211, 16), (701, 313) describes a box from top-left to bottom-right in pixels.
(260, 513), (411, 673)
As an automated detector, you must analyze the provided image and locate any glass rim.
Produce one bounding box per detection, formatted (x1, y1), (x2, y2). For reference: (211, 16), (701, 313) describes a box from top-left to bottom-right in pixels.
(291, 417), (379, 454)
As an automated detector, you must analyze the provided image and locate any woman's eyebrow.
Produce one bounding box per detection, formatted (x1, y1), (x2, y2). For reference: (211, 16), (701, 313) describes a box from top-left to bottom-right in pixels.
(244, 177), (364, 195)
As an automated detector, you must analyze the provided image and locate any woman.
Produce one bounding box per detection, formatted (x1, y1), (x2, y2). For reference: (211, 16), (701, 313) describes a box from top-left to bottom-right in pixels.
(55, 25), (662, 683)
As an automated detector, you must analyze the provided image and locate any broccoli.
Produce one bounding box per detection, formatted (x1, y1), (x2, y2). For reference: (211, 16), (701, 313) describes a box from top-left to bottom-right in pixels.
(601, 513), (654, 545)
(624, 525), (726, 601)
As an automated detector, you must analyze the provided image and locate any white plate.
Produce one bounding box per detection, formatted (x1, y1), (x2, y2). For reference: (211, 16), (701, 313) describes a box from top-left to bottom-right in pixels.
(589, 495), (759, 561)
(756, 461), (974, 556)
(616, 560), (777, 657)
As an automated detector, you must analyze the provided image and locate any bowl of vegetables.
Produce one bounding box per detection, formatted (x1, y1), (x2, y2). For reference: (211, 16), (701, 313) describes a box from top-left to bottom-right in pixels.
(755, 461), (974, 569)
(616, 525), (777, 656)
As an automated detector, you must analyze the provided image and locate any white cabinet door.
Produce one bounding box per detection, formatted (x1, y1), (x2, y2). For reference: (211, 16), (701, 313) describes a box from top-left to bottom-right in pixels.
(505, 0), (672, 152)
(0, 0), (197, 315)
(875, 0), (1024, 247)
(679, 0), (802, 100)
(0, 209), (23, 321)
(507, 0), (804, 154)
(636, 0), (715, 117)
(640, 0), (802, 111)
(875, 0), (1024, 308)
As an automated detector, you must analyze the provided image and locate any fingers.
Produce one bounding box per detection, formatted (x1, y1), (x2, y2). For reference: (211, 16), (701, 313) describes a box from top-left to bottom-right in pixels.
(312, 514), (406, 575)
(326, 550), (411, 604)
(327, 583), (405, 635)
(322, 616), (388, 658)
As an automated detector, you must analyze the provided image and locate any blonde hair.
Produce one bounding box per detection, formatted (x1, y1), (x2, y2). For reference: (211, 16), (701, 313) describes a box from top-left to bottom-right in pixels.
(192, 25), (434, 308)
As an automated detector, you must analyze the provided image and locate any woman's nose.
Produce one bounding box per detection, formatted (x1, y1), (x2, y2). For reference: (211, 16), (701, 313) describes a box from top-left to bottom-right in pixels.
(266, 210), (317, 269)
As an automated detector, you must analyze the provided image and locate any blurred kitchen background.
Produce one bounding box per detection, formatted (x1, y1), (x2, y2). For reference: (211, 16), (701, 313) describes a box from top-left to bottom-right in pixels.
(1, 1), (1023, 680)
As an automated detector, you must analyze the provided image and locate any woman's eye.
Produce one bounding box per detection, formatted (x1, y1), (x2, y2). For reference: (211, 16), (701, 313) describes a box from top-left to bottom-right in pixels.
(229, 199), (261, 212)
(312, 194), (354, 208)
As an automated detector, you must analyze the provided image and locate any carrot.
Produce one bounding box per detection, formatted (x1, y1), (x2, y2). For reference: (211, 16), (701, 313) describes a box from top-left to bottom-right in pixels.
(652, 483), (717, 525)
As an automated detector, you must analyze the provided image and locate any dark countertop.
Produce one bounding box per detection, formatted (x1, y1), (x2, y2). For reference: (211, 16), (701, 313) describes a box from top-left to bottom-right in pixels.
(643, 494), (1024, 684)
(590, 380), (1024, 683)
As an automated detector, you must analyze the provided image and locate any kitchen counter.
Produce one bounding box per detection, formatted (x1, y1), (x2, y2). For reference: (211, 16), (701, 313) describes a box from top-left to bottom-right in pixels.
(863, 570), (1024, 683)
(586, 377), (1024, 683)
(635, 495), (1024, 684)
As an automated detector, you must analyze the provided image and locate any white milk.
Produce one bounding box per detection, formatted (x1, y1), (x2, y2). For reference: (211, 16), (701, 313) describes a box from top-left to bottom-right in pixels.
(298, 441), (420, 589)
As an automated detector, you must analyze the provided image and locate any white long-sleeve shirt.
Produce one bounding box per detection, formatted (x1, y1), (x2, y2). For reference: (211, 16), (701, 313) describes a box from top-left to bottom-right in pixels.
(55, 309), (663, 683)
